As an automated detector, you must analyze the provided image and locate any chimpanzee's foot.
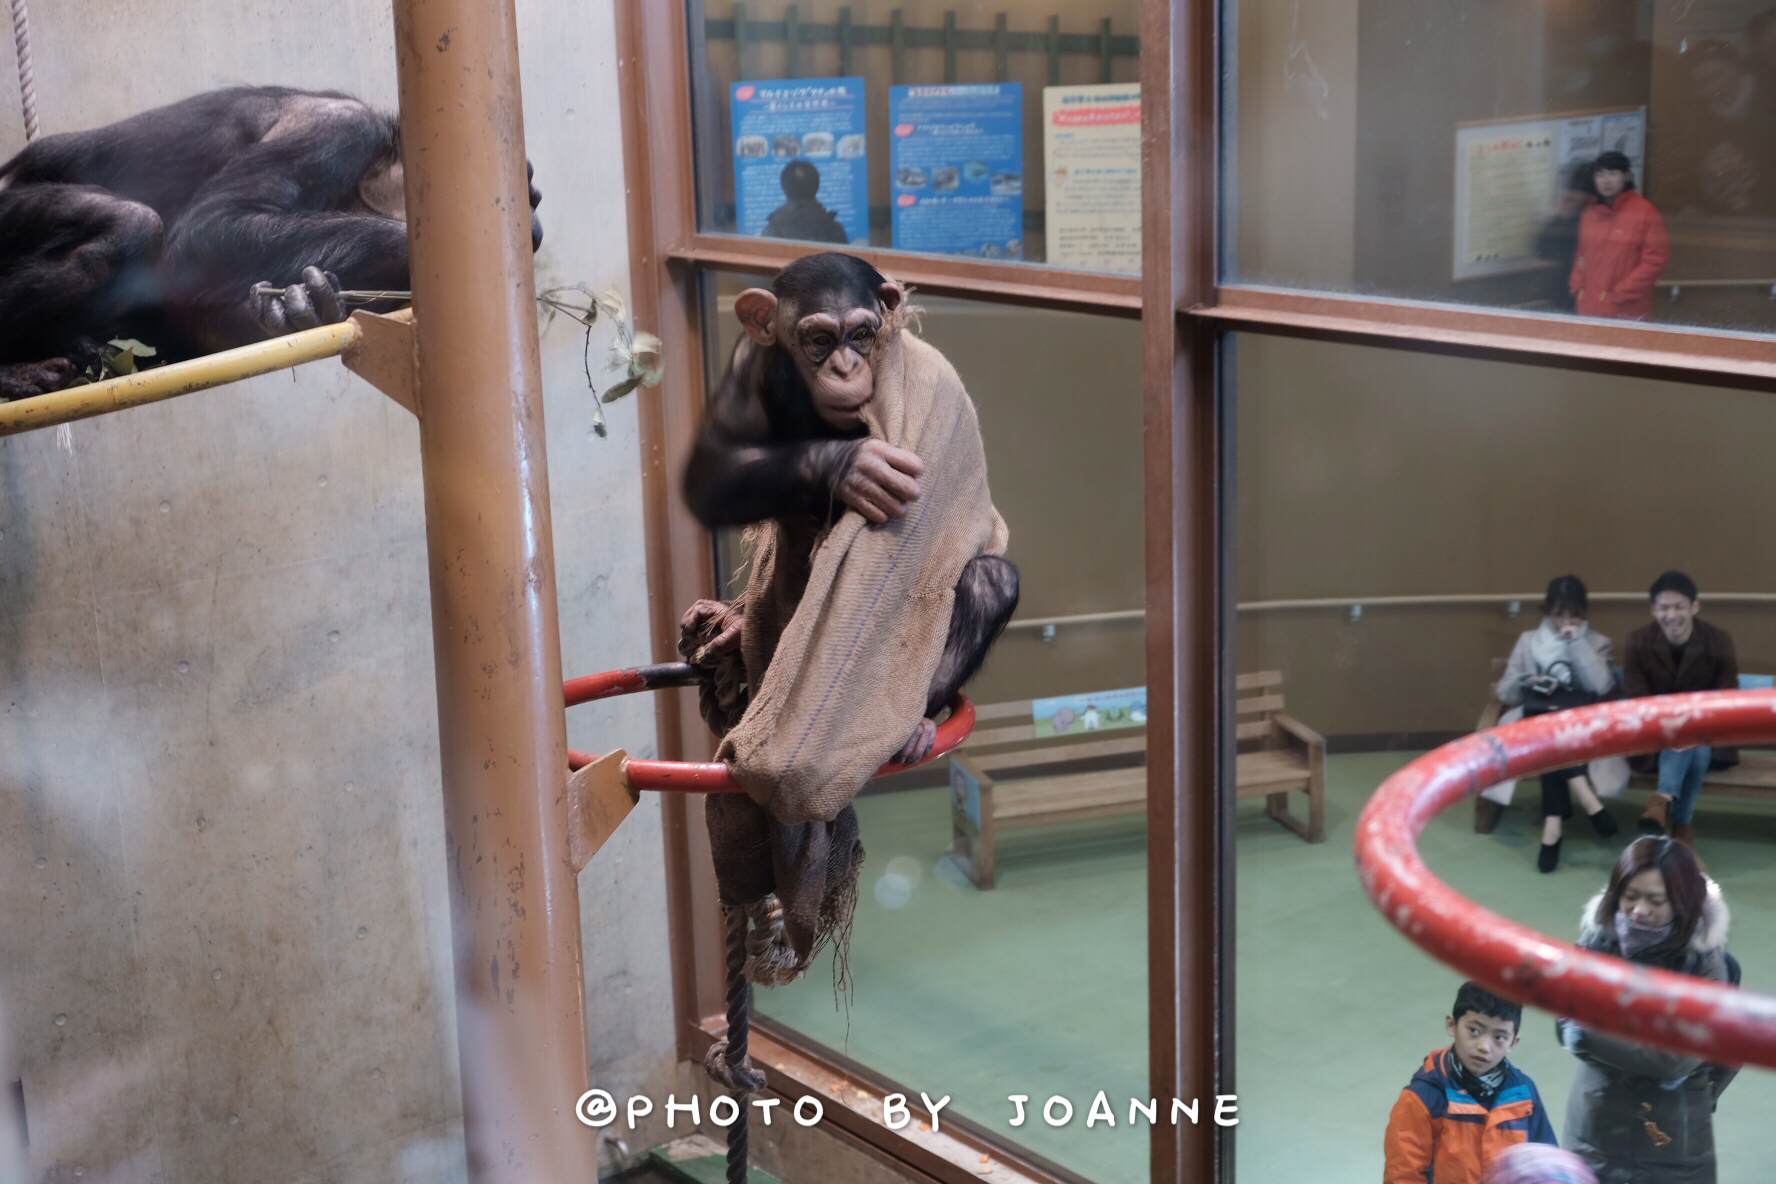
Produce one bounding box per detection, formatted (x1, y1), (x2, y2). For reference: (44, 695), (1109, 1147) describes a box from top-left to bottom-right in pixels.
(0, 358), (77, 400)
(892, 717), (938, 765)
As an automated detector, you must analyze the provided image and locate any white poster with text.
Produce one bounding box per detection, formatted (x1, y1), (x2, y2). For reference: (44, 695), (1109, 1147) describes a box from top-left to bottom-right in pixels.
(1042, 83), (1141, 274)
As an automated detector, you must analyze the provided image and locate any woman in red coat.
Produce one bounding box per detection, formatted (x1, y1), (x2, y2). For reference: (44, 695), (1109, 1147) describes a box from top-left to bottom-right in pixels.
(1570, 152), (1669, 320)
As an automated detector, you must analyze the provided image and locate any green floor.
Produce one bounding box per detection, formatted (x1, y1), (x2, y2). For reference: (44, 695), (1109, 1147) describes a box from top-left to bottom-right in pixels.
(757, 754), (1776, 1184)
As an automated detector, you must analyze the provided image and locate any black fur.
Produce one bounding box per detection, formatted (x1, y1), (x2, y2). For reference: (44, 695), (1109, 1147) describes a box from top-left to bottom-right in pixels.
(927, 553), (1018, 718)
(684, 254), (886, 525)
(0, 86), (542, 385)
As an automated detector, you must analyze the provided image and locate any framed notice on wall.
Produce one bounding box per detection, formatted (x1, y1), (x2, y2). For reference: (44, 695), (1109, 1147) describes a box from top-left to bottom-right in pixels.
(1452, 107), (1645, 281)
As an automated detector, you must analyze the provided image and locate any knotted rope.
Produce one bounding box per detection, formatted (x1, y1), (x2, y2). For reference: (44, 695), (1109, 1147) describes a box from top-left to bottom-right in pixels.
(10, 0), (36, 141)
(703, 903), (767, 1184)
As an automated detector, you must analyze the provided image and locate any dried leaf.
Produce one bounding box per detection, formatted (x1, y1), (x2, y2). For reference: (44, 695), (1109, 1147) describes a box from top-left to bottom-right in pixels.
(630, 332), (665, 387)
(595, 287), (628, 327)
(537, 283), (599, 329)
(601, 375), (642, 404)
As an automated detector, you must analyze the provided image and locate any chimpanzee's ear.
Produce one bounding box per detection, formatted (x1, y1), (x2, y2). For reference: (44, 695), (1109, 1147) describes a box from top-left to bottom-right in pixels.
(734, 288), (779, 345)
(877, 282), (904, 314)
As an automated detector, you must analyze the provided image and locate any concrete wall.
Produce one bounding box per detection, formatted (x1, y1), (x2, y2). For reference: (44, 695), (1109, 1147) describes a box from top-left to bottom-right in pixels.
(0, 4), (675, 1182)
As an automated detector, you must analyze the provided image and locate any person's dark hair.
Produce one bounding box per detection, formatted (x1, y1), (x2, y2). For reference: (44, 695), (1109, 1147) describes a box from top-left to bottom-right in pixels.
(1563, 160), (1599, 197)
(1594, 836), (1709, 955)
(1452, 981), (1522, 1033)
(1544, 574), (1589, 618)
(1593, 150), (1636, 191)
(1649, 569), (1699, 603)
(780, 159), (822, 200)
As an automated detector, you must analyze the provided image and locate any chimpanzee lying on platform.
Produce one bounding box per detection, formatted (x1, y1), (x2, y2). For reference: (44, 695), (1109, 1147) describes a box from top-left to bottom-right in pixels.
(0, 86), (543, 400)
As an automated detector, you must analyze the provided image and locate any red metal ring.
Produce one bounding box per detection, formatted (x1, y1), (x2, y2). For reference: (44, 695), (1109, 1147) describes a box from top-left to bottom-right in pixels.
(1356, 689), (1776, 1069)
(563, 669), (976, 792)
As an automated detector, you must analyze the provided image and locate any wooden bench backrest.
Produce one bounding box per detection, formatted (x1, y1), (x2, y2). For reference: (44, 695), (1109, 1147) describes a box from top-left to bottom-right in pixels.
(964, 672), (1286, 750)
(1235, 670), (1285, 742)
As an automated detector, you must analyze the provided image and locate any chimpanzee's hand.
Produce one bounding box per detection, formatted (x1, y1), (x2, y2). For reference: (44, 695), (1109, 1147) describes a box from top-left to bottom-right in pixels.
(528, 161), (545, 251)
(681, 598), (743, 657)
(0, 358), (78, 401)
(250, 266), (345, 336)
(892, 717), (939, 765)
(838, 439), (924, 524)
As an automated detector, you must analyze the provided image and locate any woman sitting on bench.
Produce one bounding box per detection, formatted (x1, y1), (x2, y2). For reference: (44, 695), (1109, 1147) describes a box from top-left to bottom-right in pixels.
(1495, 575), (1621, 873)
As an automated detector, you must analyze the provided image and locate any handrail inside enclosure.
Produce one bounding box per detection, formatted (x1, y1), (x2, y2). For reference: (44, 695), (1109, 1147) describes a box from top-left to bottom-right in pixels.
(1006, 592), (1776, 634)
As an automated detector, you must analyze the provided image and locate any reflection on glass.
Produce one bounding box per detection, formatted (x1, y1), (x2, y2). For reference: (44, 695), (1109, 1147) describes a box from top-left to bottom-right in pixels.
(1231, 332), (1776, 1182)
(699, 273), (1149, 1181)
(1230, 0), (1776, 334)
(689, 1), (1142, 273)
(760, 158), (853, 242)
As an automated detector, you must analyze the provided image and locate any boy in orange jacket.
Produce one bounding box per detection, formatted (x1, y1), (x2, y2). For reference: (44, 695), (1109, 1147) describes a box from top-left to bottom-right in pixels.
(1384, 982), (1558, 1183)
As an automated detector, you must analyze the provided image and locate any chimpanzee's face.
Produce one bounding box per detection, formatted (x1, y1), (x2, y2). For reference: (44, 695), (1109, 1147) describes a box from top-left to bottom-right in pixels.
(787, 299), (882, 428)
(733, 277), (902, 429)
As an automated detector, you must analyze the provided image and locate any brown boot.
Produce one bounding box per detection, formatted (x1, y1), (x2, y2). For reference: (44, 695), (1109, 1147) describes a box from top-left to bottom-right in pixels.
(1475, 798), (1504, 834)
(1639, 794), (1670, 836)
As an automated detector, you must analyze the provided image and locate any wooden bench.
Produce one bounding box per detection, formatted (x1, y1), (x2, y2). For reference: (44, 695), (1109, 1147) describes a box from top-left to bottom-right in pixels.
(1477, 660), (1776, 805)
(947, 672), (1326, 888)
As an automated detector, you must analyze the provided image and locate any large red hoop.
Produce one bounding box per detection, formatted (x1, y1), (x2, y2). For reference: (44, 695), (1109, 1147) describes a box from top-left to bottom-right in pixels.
(561, 663), (975, 792)
(1355, 689), (1776, 1070)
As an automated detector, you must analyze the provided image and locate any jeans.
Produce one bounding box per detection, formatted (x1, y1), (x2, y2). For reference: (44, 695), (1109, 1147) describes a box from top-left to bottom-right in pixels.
(1658, 746), (1712, 825)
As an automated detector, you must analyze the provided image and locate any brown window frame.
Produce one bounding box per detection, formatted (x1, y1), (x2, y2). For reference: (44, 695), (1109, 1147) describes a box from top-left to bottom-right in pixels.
(616, 2), (1218, 1181)
(616, 2), (1772, 1182)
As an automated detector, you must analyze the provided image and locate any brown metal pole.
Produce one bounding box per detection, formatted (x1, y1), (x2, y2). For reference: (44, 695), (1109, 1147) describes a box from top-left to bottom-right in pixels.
(391, 3), (595, 1182)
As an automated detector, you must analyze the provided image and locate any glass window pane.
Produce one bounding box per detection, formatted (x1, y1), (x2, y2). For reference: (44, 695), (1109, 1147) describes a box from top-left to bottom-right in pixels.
(1228, 0), (1776, 336)
(1231, 331), (1776, 1182)
(688, 2), (1142, 274)
(698, 271), (1149, 1181)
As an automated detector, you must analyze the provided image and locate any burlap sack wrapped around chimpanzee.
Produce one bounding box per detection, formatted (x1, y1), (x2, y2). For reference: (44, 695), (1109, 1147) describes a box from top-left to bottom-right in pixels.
(684, 286), (1008, 987)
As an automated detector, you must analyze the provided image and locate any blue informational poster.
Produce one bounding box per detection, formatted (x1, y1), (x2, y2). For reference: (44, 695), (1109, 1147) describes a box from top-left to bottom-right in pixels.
(730, 78), (870, 246)
(888, 83), (1024, 258)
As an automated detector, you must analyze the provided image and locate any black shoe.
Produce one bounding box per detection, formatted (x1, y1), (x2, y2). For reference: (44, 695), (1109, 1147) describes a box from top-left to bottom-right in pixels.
(1588, 808), (1619, 839)
(1538, 839), (1562, 873)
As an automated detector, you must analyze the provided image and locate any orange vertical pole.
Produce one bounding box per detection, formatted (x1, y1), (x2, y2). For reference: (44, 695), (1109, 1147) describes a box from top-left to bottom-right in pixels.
(390, 2), (596, 1182)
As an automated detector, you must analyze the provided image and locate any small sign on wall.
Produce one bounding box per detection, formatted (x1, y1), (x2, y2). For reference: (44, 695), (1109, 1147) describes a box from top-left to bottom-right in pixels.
(1030, 686), (1148, 738)
(1042, 83), (1142, 274)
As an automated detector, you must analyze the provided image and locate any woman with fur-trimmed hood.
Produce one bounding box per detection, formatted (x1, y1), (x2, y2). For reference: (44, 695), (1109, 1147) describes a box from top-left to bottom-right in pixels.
(1556, 837), (1738, 1183)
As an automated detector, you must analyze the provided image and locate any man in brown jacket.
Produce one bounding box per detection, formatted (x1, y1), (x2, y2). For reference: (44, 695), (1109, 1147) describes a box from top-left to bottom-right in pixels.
(1623, 570), (1739, 848)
